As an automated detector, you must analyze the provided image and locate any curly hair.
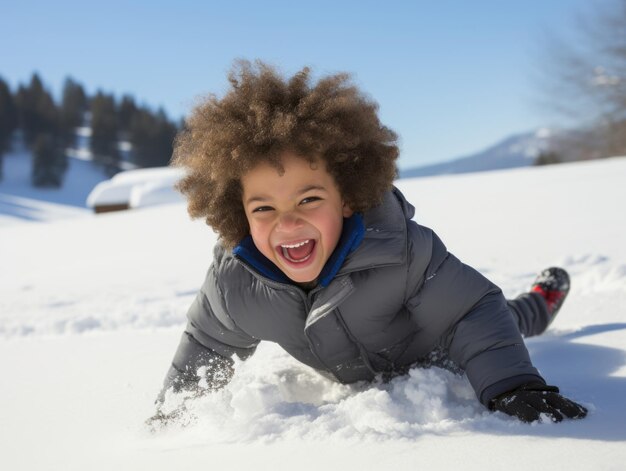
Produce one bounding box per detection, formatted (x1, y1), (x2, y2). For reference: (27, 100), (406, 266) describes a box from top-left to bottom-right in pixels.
(171, 60), (399, 247)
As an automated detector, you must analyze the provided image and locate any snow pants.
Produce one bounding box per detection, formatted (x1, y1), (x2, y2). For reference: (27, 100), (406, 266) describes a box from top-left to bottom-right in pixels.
(507, 292), (551, 337)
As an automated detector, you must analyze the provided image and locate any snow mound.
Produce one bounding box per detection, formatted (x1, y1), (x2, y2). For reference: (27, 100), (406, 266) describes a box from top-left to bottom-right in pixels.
(86, 166), (185, 209)
(155, 346), (489, 443)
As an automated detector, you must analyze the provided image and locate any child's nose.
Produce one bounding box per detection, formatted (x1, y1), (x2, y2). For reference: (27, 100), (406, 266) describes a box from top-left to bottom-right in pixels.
(276, 211), (303, 232)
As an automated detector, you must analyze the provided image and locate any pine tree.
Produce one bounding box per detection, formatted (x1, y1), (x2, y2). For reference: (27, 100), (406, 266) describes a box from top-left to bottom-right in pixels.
(0, 77), (18, 181)
(117, 95), (138, 162)
(118, 95), (138, 133)
(0, 77), (18, 152)
(59, 77), (87, 148)
(32, 133), (64, 187)
(90, 91), (120, 175)
(13, 74), (67, 186)
(15, 73), (59, 148)
(129, 107), (178, 168)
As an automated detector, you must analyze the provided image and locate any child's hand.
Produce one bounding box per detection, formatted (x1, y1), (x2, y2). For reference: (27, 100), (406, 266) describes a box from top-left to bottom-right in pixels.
(490, 382), (588, 423)
(146, 386), (205, 431)
(145, 407), (186, 431)
(145, 397), (199, 431)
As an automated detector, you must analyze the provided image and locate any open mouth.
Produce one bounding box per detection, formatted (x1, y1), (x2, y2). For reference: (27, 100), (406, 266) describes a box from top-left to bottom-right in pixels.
(279, 239), (316, 263)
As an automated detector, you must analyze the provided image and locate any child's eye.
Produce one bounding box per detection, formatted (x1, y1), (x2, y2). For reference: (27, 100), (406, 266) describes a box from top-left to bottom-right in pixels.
(300, 196), (321, 205)
(252, 206), (274, 213)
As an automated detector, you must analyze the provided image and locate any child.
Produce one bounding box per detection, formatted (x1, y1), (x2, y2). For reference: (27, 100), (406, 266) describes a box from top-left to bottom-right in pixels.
(155, 60), (587, 424)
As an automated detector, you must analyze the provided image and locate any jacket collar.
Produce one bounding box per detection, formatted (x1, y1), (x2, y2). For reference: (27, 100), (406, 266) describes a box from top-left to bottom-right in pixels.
(233, 213), (365, 288)
(232, 186), (412, 287)
(337, 187), (411, 276)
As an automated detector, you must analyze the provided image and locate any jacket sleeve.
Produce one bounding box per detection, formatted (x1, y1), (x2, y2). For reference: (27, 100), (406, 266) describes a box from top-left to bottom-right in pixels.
(184, 263), (260, 359)
(444, 289), (545, 406)
(158, 259), (260, 400)
(405, 222), (544, 406)
(157, 331), (236, 403)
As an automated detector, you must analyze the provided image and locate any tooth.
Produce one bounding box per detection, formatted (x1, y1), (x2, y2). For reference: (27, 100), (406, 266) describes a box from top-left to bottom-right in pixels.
(281, 240), (310, 249)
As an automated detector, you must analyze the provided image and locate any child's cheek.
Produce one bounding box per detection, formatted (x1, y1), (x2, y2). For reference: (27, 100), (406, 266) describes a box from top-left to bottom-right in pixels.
(249, 225), (274, 259)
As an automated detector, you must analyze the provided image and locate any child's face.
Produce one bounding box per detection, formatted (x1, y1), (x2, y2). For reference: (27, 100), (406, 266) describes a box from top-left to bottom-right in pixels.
(241, 152), (353, 285)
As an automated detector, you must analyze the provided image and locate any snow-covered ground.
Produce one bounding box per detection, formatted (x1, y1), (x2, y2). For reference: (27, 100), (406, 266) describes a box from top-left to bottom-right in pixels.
(1, 157), (626, 470)
(0, 149), (109, 226)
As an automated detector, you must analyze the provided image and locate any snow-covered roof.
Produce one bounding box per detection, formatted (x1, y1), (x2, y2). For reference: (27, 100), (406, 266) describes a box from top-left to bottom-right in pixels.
(86, 166), (186, 208)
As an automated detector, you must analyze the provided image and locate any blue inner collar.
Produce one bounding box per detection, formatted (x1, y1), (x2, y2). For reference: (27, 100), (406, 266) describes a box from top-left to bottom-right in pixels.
(232, 213), (365, 288)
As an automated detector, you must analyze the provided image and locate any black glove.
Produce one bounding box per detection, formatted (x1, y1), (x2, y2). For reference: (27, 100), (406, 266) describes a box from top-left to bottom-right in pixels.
(490, 382), (588, 423)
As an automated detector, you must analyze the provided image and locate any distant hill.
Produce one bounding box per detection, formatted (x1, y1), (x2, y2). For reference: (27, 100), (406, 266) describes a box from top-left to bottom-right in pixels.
(399, 129), (554, 179)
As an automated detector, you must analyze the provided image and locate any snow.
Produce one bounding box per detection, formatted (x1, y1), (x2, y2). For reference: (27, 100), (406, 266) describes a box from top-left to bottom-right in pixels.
(0, 149), (110, 226)
(2, 156), (626, 470)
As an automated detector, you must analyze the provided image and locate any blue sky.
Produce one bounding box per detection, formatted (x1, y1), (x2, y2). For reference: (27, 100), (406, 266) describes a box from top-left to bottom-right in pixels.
(1, 0), (592, 169)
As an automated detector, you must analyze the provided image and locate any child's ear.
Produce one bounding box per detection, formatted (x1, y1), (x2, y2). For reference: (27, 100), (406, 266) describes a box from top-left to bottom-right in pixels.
(342, 202), (354, 218)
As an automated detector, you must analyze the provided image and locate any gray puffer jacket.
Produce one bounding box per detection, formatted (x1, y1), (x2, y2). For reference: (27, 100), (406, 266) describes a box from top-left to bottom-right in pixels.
(164, 188), (544, 406)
